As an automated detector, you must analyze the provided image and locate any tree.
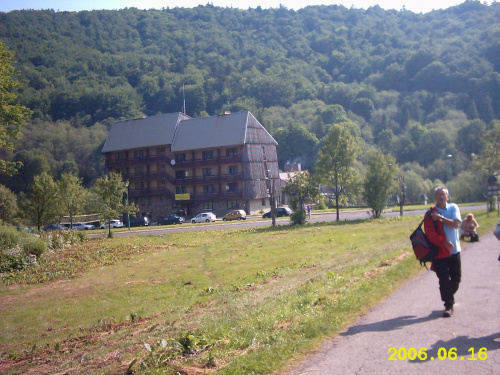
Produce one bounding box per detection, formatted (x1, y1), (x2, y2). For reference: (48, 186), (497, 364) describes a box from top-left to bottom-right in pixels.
(58, 173), (87, 228)
(0, 41), (32, 175)
(93, 173), (136, 237)
(472, 120), (500, 210)
(273, 123), (319, 170)
(363, 151), (398, 218)
(315, 123), (360, 221)
(0, 184), (18, 224)
(20, 172), (60, 231)
(282, 171), (321, 225)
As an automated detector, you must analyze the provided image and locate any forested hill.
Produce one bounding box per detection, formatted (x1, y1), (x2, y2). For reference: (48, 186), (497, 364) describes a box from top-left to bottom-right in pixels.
(0, 1), (499, 191)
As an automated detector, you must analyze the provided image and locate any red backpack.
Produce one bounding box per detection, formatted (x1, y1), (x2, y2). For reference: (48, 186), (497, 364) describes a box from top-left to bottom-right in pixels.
(410, 210), (439, 269)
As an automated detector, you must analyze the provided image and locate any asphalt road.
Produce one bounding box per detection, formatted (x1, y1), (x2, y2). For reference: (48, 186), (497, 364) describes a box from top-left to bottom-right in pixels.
(91, 205), (487, 237)
(283, 231), (500, 375)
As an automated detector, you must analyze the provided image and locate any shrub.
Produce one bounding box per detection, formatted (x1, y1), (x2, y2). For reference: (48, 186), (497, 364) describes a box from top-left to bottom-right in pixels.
(0, 225), (21, 251)
(22, 236), (47, 258)
(0, 226), (43, 273)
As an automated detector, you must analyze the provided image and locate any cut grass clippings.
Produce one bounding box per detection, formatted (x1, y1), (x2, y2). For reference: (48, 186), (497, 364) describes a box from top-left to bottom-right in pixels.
(0, 209), (497, 375)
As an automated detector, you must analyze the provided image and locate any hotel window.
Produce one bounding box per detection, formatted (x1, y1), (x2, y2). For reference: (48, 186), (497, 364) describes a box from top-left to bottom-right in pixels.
(202, 167), (213, 177)
(176, 186), (187, 194)
(226, 182), (237, 192)
(203, 185), (216, 193)
(227, 165), (238, 175)
(114, 152), (125, 160)
(202, 150), (214, 160)
(156, 147), (165, 154)
(134, 166), (144, 174)
(133, 150), (144, 159)
(227, 200), (239, 208)
(203, 201), (213, 210)
(175, 153), (186, 162)
(226, 148), (237, 157)
(175, 170), (187, 179)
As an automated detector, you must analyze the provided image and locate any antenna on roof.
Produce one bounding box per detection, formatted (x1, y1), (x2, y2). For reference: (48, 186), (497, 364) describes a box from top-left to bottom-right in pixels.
(182, 84), (186, 114)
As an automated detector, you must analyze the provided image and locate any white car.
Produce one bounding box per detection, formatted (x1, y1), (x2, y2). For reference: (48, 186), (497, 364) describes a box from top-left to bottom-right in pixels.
(72, 222), (95, 230)
(191, 212), (216, 223)
(100, 220), (124, 229)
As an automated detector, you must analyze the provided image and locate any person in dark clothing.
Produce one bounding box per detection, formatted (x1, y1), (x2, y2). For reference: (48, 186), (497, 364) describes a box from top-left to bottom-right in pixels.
(424, 186), (462, 318)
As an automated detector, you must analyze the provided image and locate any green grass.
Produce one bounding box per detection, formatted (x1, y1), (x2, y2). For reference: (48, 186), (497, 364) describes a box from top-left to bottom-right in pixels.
(0, 209), (497, 374)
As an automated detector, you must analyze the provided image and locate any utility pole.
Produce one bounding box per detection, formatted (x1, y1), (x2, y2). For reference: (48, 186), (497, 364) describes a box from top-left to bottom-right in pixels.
(399, 175), (406, 217)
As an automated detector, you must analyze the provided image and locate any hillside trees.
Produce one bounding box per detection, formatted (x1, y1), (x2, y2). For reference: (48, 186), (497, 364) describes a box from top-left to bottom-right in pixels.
(0, 4), (498, 203)
(0, 41), (31, 175)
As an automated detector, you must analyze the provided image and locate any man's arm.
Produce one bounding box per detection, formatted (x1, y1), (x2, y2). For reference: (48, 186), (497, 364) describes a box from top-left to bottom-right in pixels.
(430, 211), (460, 229)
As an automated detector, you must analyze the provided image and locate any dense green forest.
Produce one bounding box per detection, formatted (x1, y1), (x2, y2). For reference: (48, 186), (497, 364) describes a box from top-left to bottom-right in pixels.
(0, 1), (499, 203)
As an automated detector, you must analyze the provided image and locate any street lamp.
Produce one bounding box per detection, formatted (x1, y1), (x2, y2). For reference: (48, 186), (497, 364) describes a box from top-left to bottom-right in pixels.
(125, 180), (130, 230)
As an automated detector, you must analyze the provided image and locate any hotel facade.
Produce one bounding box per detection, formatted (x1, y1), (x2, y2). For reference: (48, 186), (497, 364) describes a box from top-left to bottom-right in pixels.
(101, 111), (280, 220)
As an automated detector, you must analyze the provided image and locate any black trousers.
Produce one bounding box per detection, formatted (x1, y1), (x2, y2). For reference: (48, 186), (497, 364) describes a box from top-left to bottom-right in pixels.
(433, 253), (461, 309)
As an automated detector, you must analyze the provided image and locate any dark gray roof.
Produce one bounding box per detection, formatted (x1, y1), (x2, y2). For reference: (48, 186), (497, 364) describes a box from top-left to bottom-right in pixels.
(101, 113), (189, 153)
(102, 111), (277, 154)
(171, 111), (249, 152)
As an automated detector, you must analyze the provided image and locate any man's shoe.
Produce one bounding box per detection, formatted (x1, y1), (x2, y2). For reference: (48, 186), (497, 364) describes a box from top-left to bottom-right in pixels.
(443, 307), (454, 317)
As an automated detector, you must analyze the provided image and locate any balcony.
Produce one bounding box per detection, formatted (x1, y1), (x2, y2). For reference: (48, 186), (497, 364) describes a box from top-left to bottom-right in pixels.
(129, 187), (175, 198)
(174, 154), (242, 168)
(188, 189), (243, 201)
(174, 173), (242, 185)
(106, 154), (172, 168)
(125, 171), (175, 183)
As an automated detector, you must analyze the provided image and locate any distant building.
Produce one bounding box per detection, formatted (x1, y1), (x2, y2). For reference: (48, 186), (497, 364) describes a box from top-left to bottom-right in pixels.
(101, 111), (280, 219)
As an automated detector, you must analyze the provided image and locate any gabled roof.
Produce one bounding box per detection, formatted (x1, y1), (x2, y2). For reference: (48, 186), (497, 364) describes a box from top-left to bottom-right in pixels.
(102, 111), (277, 154)
(171, 111), (277, 151)
(101, 112), (190, 153)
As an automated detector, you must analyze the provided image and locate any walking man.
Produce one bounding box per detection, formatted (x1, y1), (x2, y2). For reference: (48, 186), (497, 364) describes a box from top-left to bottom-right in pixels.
(424, 186), (462, 317)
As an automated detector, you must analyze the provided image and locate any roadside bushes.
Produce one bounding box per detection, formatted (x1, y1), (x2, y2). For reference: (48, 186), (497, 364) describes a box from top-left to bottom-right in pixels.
(0, 225), (86, 274)
(0, 226), (46, 273)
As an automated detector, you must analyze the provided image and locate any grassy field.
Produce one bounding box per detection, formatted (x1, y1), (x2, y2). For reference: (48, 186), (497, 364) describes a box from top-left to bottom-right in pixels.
(0, 209), (498, 374)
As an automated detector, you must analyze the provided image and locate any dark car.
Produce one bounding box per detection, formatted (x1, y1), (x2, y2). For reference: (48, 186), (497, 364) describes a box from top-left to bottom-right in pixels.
(43, 223), (68, 231)
(130, 217), (150, 227)
(158, 215), (184, 225)
(262, 207), (292, 218)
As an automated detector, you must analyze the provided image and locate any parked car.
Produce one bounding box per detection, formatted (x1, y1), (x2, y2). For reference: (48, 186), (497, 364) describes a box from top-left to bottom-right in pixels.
(43, 223), (68, 231)
(191, 212), (216, 223)
(130, 217), (150, 227)
(262, 207), (292, 218)
(158, 215), (184, 225)
(222, 209), (247, 221)
(72, 222), (95, 230)
(17, 227), (35, 233)
(100, 220), (124, 229)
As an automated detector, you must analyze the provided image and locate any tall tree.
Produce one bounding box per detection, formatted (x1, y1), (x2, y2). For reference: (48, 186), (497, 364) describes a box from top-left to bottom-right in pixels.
(93, 173), (136, 237)
(282, 171), (321, 225)
(0, 41), (32, 175)
(0, 184), (18, 224)
(363, 151), (398, 218)
(20, 172), (60, 231)
(315, 122), (360, 221)
(58, 173), (87, 228)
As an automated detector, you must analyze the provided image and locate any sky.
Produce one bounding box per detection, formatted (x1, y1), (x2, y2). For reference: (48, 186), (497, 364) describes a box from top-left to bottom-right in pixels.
(0, 0), (488, 15)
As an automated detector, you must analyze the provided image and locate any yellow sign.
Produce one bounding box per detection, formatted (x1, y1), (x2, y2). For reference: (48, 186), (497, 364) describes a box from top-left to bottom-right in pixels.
(175, 193), (190, 200)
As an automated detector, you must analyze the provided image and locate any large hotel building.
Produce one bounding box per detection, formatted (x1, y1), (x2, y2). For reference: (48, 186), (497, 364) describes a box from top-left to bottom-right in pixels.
(101, 111), (281, 220)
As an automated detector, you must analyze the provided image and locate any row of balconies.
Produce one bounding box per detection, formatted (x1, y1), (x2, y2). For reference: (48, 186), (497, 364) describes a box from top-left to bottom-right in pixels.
(129, 187), (243, 200)
(124, 172), (243, 185)
(107, 154), (242, 168)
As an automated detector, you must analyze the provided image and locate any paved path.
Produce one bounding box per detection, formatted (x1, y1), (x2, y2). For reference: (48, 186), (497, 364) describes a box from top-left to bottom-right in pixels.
(286, 232), (500, 375)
